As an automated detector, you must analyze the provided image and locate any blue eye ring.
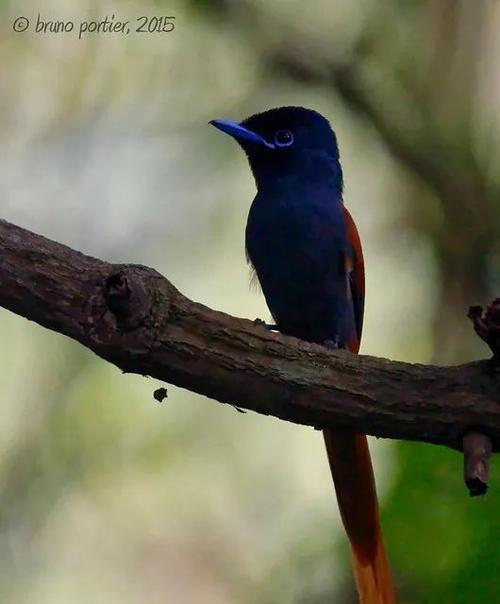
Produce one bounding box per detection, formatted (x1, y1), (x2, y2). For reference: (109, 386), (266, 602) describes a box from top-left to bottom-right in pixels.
(274, 129), (294, 147)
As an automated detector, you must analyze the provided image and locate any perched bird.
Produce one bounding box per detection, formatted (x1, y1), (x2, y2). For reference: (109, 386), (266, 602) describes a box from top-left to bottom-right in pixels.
(211, 106), (395, 604)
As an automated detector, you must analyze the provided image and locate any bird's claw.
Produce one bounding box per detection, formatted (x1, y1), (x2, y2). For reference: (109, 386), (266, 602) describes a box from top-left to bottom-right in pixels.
(323, 337), (341, 350)
(253, 318), (278, 331)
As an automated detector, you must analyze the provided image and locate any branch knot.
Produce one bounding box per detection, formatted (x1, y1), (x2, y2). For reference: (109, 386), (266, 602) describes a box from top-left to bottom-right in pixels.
(104, 268), (151, 331)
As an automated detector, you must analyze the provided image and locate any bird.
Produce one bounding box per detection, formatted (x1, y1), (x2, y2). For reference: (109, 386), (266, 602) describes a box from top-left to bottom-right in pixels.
(210, 106), (396, 604)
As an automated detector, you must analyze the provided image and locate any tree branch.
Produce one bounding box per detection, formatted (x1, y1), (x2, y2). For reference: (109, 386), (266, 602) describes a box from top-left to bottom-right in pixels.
(0, 218), (499, 452)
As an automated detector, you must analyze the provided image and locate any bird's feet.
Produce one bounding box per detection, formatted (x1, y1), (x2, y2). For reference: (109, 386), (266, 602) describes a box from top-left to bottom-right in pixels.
(323, 336), (341, 350)
(253, 318), (278, 331)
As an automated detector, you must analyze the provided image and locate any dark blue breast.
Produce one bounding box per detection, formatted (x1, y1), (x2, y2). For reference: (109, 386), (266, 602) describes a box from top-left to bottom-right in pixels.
(245, 184), (353, 344)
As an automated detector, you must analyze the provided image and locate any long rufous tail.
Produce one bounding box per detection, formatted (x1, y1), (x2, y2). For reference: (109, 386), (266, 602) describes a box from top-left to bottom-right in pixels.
(323, 429), (396, 604)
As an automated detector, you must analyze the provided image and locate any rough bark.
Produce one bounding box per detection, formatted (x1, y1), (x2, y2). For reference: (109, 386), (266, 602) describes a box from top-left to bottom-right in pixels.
(0, 218), (499, 452)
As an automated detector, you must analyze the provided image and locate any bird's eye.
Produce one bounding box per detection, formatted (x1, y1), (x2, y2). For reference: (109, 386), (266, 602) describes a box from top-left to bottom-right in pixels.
(274, 130), (294, 147)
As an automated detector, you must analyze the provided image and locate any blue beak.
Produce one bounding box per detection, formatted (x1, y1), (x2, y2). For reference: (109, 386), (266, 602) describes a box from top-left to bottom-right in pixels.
(210, 119), (274, 148)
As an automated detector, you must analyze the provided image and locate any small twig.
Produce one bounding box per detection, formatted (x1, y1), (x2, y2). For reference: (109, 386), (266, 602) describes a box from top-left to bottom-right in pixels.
(463, 432), (492, 496)
(468, 299), (500, 363)
(463, 301), (498, 495)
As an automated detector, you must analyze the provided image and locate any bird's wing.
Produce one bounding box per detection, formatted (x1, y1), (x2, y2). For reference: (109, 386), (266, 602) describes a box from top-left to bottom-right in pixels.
(343, 205), (365, 350)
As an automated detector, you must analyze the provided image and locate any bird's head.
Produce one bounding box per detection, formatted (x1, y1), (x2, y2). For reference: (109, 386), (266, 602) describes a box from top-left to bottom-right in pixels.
(210, 106), (343, 193)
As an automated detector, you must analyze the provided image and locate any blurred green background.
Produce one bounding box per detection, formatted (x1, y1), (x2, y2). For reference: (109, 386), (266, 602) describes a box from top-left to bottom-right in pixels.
(1, 1), (499, 602)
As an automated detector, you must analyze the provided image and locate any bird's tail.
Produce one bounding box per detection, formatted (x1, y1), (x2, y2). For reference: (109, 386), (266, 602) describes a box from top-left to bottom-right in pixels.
(323, 429), (396, 604)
